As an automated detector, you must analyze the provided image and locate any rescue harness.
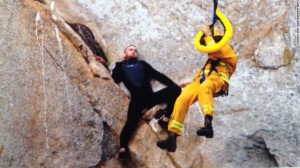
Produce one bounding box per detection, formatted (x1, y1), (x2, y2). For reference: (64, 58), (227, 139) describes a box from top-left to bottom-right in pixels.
(200, 58), (230, 97)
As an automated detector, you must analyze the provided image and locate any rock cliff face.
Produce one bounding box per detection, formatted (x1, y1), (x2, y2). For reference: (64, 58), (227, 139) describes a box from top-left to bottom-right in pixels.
(1, 0), (299, 167)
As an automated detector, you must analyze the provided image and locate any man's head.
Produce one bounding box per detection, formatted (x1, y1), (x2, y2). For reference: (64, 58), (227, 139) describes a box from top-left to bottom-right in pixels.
(124, 45), (138, 60)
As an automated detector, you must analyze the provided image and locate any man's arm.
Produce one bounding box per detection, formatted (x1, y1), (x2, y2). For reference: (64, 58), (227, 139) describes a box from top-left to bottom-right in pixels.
(111, 62), (122, 84)
(142, 61), (176, 86)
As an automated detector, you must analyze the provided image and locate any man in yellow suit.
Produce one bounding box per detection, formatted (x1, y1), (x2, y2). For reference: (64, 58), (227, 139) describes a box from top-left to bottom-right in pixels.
(157, 25), (238, 152)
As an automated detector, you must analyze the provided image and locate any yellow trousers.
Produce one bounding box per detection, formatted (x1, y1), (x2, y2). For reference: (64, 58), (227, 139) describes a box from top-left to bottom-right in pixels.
(168, 72), (225, 135)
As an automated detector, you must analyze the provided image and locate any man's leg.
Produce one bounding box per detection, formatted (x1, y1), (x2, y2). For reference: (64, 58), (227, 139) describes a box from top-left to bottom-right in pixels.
(149, 84), (181, 129)
(197, 73), (225, 138)
(119, 100), (143, 159)
(167, 82), (199, 135)
(157, 82), (200, 152)
(151, 84), (181, 118)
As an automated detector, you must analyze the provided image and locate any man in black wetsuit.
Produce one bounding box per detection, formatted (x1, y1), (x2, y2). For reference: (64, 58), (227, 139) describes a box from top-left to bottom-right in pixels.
(111, 45), (181, 159)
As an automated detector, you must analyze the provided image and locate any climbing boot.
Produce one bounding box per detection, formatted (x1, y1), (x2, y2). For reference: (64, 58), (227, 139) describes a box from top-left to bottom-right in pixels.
(158, 118), (168, 130)
(197, 115), (214, 138)
(154, 108), (167, 119)
(157, 132), (177, 152)
(155, 109), (169, 130)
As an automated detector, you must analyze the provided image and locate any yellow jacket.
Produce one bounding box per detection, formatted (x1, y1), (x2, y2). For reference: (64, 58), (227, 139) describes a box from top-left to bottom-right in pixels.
(194, 36), (237, 84)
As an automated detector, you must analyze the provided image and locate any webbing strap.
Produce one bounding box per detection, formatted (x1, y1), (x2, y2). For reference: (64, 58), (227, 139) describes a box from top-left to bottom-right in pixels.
(200, 59), (230, 84)
(200, 67), (206, 83)
(200, 59), (211, 83)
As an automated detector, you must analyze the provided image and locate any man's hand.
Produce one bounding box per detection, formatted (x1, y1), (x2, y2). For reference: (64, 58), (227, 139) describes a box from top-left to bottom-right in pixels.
(202, 25), (212, 37)
(95, 55), (107, 65)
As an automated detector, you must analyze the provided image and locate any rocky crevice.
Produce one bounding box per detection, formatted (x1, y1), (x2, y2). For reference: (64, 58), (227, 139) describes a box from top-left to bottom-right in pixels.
(49, 13), (111, 80)
(89, 121), (119, 168)
(224, 131), (279, 167)
(52, 17), (124, 165)
(67, 22), (108, 69)
(245, 130), (279, 167)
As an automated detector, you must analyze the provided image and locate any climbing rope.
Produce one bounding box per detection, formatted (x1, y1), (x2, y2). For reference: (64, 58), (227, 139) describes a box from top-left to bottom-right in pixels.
(212, 0), (218, 26)
(194, 0), (233, 53)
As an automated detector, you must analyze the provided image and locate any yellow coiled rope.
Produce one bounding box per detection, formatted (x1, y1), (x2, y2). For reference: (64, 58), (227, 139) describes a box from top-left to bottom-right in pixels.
(194, 9), (233, 53)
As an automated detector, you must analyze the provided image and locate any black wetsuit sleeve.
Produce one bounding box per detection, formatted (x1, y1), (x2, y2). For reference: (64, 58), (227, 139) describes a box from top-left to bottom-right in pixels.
(111, 63), (122, 84)
(142, 61), (175, 86)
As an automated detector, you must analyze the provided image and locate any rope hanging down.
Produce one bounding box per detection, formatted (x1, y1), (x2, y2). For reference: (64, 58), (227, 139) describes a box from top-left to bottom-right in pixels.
(194, 0), (233, 54)
(212, 0), (218, 25)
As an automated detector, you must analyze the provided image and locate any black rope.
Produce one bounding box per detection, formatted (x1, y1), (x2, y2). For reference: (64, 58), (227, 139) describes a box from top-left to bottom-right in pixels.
(210, 0), (218, 36)
(212, 0), (218, 24)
